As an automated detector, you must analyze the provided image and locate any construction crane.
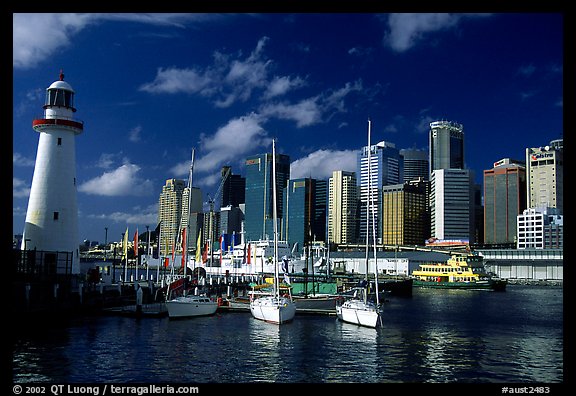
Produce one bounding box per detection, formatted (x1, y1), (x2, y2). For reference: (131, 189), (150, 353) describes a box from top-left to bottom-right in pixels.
(204, 166), (231, 263)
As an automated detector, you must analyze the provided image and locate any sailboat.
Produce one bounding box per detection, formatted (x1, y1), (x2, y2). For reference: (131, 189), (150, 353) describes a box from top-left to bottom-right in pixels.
(165, 148), (218, 319)
(336, 119), (382, 328)
(249, 139), (297, 324)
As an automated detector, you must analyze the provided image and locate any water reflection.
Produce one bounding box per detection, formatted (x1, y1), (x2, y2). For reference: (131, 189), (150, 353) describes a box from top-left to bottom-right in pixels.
(12, 286), (562, 383)
(247, 318), (282, 382)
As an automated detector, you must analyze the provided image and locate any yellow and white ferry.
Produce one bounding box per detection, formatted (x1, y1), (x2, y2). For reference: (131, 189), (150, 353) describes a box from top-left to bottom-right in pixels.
(411, 254), (507, 291)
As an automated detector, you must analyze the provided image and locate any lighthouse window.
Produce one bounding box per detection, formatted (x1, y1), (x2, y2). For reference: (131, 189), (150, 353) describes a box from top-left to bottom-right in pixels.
(53, 212), (59, 220)
(47, 89), (73, 108)
(57, 138), (62, 146)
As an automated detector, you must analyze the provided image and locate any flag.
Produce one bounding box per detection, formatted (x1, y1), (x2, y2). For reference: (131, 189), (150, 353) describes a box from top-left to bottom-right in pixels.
(219, 233), (224, 265)
(122, 227), (129, 259)
(246, 243), (251, 264)
(195, 230), (202, 263)
(153, 222), (161, 259)
(181, 228), (187, 268)
(164, 257), (169, 268)
(171, 235), (176, 262)
(202, 242), (208, 263)
(133, 228), (139, 257)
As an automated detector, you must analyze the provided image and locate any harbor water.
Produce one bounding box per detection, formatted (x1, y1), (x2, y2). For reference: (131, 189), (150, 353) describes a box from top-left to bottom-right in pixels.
(11, 285), (563, 384)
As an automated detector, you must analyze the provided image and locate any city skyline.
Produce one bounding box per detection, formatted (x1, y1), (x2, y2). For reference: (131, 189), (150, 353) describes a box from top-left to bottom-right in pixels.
(13, 13), (563, 244)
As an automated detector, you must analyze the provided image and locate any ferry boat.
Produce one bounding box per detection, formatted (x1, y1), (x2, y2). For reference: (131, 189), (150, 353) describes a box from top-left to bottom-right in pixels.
(411, 254), (507, 291)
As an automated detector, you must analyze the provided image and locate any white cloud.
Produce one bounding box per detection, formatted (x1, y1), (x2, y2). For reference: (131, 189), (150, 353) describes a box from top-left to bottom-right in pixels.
(260, 80), (363, 127)
(383, 13), (491, 52)
(13, 152), (35, 167)
(290, 149), (358, 180)
(262, 75), (306, 99)
(78, 162), (154, 196)
(260, 98), (322, 128)
(140, 36), (273, 108)
(139, 67), (216, 95)
(129, 125), (143, 142)
(86, 203), (158, 225)
(170, 113), (271, 186)
(13, 177), (31, 198)
(13, 13), (229, 69)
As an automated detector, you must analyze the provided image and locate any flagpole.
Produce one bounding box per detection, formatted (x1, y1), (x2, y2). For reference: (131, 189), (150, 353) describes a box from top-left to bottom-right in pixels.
(134, 227), (139, 287)
(146, 225), (150, 282)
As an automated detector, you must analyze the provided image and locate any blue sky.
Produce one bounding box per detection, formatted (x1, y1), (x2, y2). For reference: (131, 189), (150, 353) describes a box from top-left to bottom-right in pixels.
(12, 13), (564, 245)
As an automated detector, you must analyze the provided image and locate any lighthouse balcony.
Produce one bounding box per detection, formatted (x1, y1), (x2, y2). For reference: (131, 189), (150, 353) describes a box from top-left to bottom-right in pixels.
(32, 115), (84, 134)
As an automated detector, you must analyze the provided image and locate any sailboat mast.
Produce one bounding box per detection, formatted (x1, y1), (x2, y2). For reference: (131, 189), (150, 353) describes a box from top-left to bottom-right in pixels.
(272, 139), (279, 299)
(364, 119), (372, 304)
(186, 148), (195, 275)
(368, 120), (380, 306)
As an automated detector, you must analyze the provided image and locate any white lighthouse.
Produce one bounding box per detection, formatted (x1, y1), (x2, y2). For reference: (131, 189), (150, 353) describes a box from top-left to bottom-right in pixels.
(21, 71), (83, 275)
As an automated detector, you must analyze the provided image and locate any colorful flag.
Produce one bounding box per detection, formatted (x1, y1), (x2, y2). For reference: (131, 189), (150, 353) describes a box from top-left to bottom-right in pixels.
(202, 242), (208, 263)
(133, 228), (139, 257)
(122, 227), (129, 259)
(181, 228), (187, 268)
(195, 230), (202, 263)
(247, 243), (251, 264)
(219, 233), (224, 265)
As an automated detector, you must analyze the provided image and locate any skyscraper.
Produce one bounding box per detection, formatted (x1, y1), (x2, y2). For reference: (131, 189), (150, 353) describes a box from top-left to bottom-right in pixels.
(526, 139), (563, 213)
(400, 148), (429, 182)
(483, 158), (526, 245)
(429, 120), (464, 176)
(357, 140), (403, 244)
(430, 169), (474, 242)
(220, 165), (246, 208)
(158, 179), (201, 256)
(21, 72), (83, 274)
(328, 170), (358, 246)
(381, 181), (428, 246)
(282, 178), (327, 255)
(244, 150), (290, 242)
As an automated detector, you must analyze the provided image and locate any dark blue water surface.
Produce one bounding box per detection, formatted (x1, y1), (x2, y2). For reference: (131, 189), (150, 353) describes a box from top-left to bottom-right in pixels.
(12, 285), (563, 384)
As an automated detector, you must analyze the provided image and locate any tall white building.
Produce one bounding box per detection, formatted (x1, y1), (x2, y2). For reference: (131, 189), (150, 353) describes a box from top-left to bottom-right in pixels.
(21, 72), (84, 274)
(158, 179), (201, 256)
(526, 140), (563, 213)
(357, 140), (403, 244)
(430, 169), (475, 243)
(328, 170), (358, 245)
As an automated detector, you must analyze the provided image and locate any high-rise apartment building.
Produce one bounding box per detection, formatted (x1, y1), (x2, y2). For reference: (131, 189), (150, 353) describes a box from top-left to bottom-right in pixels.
(328, 170), (358, 246)
(483, 158), (526, 245)
(400, 148), (429, 182)
(526, 139), (563, 213)
(282, 178), (327, 255)
(244, 151), (290, 242)
(429, 120), (464, 176)
(357, 141), (403, 244)
(158, 179), (202, 256)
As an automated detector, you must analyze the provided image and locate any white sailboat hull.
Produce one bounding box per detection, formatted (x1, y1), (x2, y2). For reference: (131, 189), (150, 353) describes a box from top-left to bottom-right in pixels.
(250, 296), (296, 324)
(165, 296), (218, 319)
(336, 299), (380, 328)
